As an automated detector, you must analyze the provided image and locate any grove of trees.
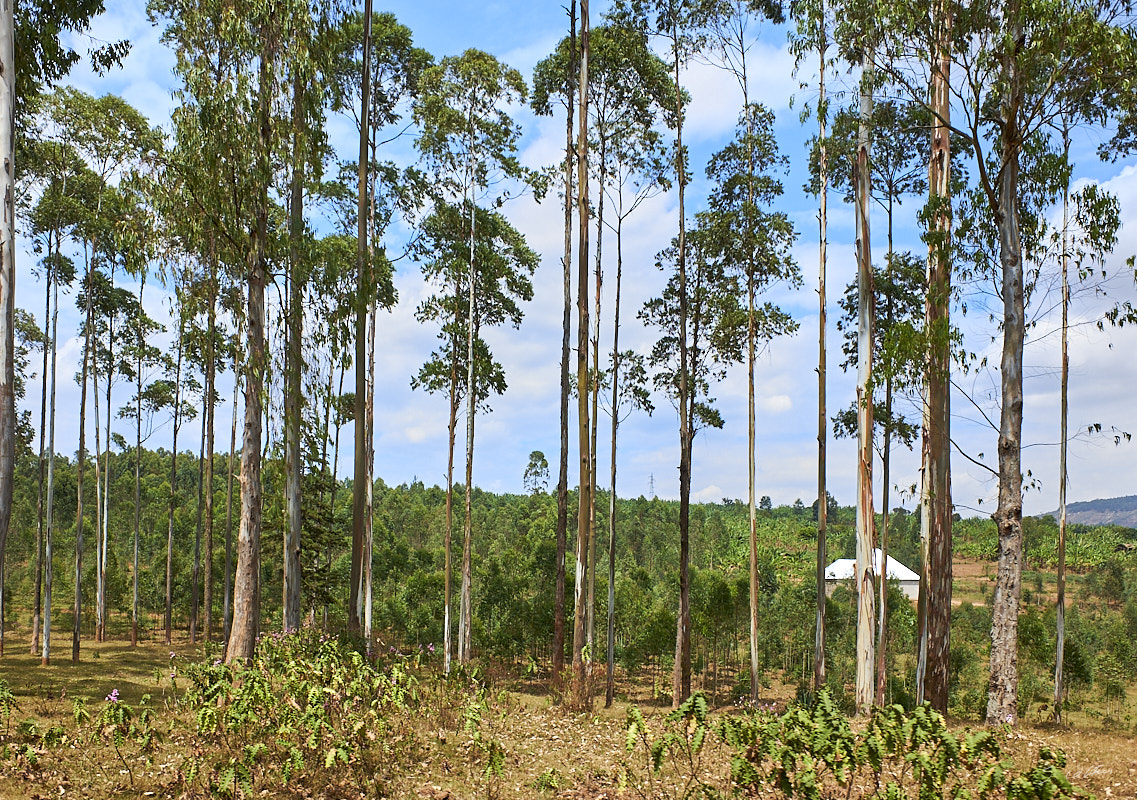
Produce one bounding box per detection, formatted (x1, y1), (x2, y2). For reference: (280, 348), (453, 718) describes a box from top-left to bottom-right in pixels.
(1, 0), (1136, 727)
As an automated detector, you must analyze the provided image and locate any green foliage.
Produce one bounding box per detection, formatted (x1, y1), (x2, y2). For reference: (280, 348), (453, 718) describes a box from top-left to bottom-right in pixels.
(0, 680), (18, 735)
(720, 692), (1086, 799)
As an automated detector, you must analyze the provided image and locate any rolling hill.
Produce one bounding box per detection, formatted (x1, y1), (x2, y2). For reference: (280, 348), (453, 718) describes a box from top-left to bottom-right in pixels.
(1047, 495), (1137, 527)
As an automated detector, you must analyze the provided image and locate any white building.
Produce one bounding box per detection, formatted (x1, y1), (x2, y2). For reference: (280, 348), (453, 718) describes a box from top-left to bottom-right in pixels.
(824, 548), (920, 600)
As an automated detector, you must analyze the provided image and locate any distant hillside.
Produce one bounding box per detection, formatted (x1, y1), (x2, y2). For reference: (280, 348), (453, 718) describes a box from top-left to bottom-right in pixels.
(1047, 495), (1137, 527)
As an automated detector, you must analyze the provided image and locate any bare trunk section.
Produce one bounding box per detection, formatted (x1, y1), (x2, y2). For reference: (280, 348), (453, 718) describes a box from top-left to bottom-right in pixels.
(443, 315), (459, 672)
(349, 0), (373, 636)
(284, 73), (305, 634)
(987, 30), (1024, 722)
(364, 295), (376, 652)
(605, 204), (625, 709)
(203, 261), (216, 642)
(923, 7), (953, 713)
(32, 260), (50, 654)
(191, 397), (205, 644)
(74, 248), (96, 662)
(0, 0), (12, 659)
(165, 317), (184, 646)
(571, 0), (592, 708)
(226, 52), (272, 664)
(1054, 129), (1069, 722)
(587, 150), (606, 671)
(747, 272), (759, 704)
(96, 290), (114, 643)
(552, 0), (576, 689)
(672, 20), (692, 709)
(853, 57), (876, 714)
(876, 201), (895, 707)
(42, 265), (59, 665)
(458, 151), (479, 664)
(222, 367), (239, 643)
(814, 17), (829, 693)
(132, 276), (145, 648)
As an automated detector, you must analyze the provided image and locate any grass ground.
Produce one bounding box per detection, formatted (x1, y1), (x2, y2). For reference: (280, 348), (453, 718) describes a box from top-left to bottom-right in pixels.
(0, 634), (1134, 799)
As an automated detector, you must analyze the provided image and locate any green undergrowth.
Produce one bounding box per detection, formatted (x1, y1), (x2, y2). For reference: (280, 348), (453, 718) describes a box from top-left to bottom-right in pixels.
(623, 691), (1089, 799)
(0, 635), (1112, 798)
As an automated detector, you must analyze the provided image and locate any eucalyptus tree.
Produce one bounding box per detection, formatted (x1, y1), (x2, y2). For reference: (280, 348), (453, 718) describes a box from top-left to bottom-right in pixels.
(888, 0), (1135, 721)
(701, 103), (799, 703)
(115, 185), (163, 650)
(535, 13), (675, 685)
(818, 97), (927, 705)
(48, 88), (160, 643)
(598, 127), (669, 709)
(152, 0), (332, 663)
(1051, 177), (1119, 720)
(640, 223), (766, 701)
(789, 0), (833, 692)
(530, 0), (575, 688)
(0, 1), (130, 622)
(574, 0), (591, 706)
(850, 42), (877, 717)
(20, 129), (86, 655)
(601, 349), (653, 706)
(413, 48), (534, 664)
(26, 200), (78, 664)
(704, 0), (796, 707)
(324, 8), (430, 638)
(412, 201), (537, 667)
(610, 0), (718, 707)
(872, 0), (1137, 723)
(0, 3), (12, 659)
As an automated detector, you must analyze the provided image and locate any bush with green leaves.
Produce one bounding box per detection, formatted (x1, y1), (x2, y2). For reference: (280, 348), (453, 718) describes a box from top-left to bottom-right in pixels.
(177, 629), (425, 796)
(624, 690), (1089, 799)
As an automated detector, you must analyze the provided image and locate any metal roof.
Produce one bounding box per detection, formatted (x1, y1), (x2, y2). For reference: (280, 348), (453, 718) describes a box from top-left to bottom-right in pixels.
(824, 548), (919, 583)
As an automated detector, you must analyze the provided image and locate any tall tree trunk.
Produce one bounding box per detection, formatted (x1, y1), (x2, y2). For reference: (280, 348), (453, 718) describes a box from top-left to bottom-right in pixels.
(32, 261), (50, 654)
(875, 200), (896, 707)
(1054, 127), (1069, 722)
(813, 11), (829, 693)
(459, 170), (479, 664)
(853, 56), (876, 715)
(98, 293), (114, 643)
(165, 316), (184, 646)
(605, 202), (624, 710)
(923, 4), (954, 713)
(553, 0), (577, 689)
(0, 0), (13, 659)
(191, 392), (206, 643)
(987, 19), (1024, 723)
(747, 271), (760, 704)
(349, 0), (373, 636)
(203, 260), (216, 641)
(132, 275), (145, 648)
(572, 0), (592, 707)
(324, 365), (345, 630)
(587, 153), (606, 672)
(672, 18), (692, 709)
(223, 365), (239, 642)
(93, 352), (103, 643)
(364, 298), (376, 653)
(226, 52), (271, 664)
(42, 265), (59, 665)
(444, 307), (459, 672)
(74, 250), (96, 662)
(283, 74), (304, 634)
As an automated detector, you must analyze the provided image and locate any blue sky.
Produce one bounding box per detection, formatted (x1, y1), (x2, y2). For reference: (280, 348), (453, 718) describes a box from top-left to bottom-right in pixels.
(33, 0), (1137, 518)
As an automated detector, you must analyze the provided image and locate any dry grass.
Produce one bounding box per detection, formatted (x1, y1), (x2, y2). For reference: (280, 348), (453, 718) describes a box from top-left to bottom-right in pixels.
(0, 637), (1134, 799)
